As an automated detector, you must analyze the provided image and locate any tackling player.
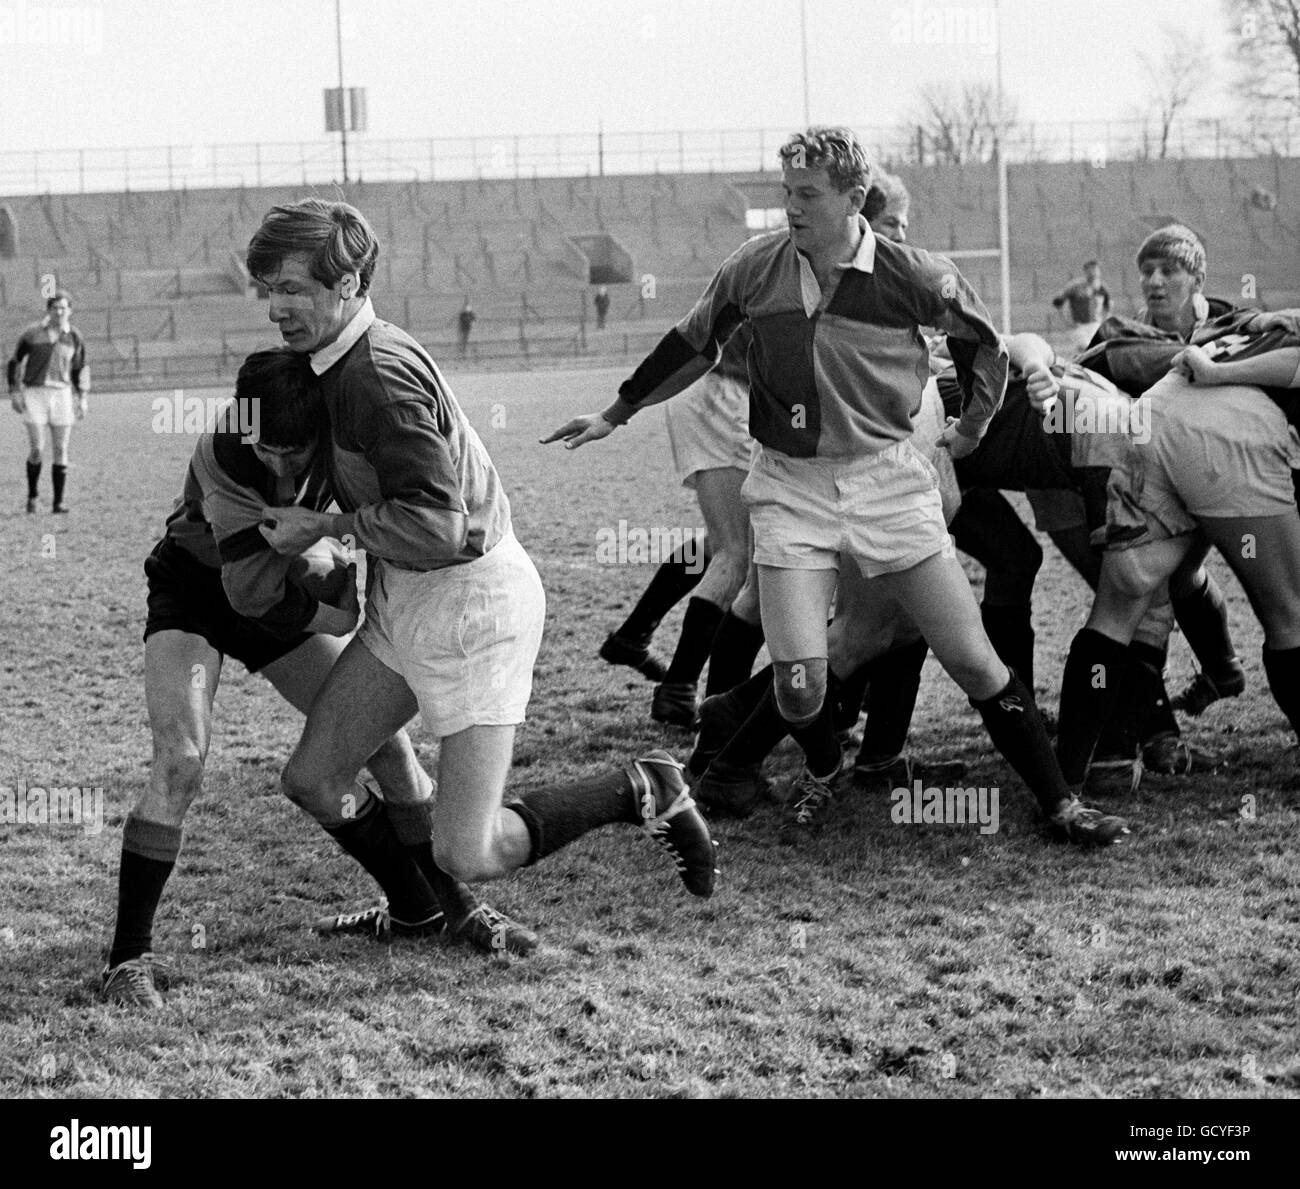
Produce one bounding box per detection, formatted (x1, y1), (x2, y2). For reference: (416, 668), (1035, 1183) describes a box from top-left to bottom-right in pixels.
(245, 200), (716, 952)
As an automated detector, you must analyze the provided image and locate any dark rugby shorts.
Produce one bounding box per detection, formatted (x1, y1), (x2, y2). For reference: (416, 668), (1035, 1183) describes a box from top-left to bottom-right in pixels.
(143, 537), (310, 673)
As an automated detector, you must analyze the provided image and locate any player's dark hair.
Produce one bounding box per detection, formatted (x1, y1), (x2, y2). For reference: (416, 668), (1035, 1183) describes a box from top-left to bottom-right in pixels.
(1136, 224), (1206, 284)
(234, 349), (321, 448)
(246, 197), (380, 296)
(46, 289), (72, 309)
(779, 126), (872, 193)
(864, 172), (910, 223)
(1083, 259), (1099, 269)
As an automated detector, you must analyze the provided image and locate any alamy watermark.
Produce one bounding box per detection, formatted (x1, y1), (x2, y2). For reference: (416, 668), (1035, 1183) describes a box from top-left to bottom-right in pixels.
(1042, 389), (1151, 444)
(889, 3), (997, 54)
(151, 390), (260, 443)
(891, 779), (1000, 835)
(595, 520), (705, 574)
(0, 779), (103, 835)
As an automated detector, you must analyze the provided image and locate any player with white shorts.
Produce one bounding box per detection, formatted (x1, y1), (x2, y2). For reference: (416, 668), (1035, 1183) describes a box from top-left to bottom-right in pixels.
(8, 290), (88, 514)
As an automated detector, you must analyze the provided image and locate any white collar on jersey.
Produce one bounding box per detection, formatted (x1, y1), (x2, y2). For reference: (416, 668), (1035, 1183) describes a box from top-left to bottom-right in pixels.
(309, 297), (376, 375)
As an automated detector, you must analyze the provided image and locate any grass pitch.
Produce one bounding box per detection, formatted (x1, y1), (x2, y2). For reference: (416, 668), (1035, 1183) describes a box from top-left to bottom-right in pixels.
(1, 367), (1297, 1099)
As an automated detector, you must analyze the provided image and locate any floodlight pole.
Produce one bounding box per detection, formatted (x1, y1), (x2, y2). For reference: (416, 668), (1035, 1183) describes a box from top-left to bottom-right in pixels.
(799, 0), (810, 126)
(994, 0), (1010, 335)
(336, 0), (350, 184)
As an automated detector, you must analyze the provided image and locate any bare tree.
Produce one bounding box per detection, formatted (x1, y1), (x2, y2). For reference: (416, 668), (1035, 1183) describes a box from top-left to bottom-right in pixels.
(904, 82), (1018, 166)
(1138, 27), (1211, 159)
(1223, 0), (1300, 150)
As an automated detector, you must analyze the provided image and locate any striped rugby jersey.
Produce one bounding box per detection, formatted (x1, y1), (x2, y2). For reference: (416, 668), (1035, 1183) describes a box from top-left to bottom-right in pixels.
(7, 319), (89, 390)
(163, 401), (336, 637)
(608, 218), (1007, 460)
(310, 303), (511, 571)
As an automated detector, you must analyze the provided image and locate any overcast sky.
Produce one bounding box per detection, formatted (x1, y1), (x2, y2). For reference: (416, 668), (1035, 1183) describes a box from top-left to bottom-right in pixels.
(0, 0), (1234, 152)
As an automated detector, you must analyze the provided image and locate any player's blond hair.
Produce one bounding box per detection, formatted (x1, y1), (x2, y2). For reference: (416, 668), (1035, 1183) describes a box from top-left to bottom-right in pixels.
(779, 127), (872, 193)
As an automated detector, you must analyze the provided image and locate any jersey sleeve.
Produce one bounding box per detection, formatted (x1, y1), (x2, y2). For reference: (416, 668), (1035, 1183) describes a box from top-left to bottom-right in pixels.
(329, 359), (475, 565)
(916, 251), (1008, 441)
(193, 435), (320, 637)
(605, 241), (756, 422)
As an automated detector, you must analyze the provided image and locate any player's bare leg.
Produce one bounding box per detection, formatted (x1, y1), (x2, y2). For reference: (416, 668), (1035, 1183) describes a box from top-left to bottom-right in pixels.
(653, 465), (751, 725)
(22, 420), (45, 513)
(103, 630), (223, 1006)
(280, 636), (534, 953)
(754, 565), (845, 826)
(431, 722), (717, 901)
(1197, 513), (1300, 740)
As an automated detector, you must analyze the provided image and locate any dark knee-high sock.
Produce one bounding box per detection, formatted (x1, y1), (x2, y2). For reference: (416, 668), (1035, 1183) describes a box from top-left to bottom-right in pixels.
(704, 611), (765, 696)
(26, 460), (40, 498)
(615, 546), (708, 642)
(508, 769), (636, 864)
(51, 463), (67, 506)
(1172, 573), (1243, 686)
(386, 800), (479, 924)
(857, 638), (929, 764)
(972, 672), (1071, 816)
(1262, 645), (1300, 739)
(324, 791), (440, 922)
(109, 814), (183, 967)
(663, 596), (725, 684)
(1130, 641), (1178, 743)
(981, 603), (1035, 693)
(1056, 629), (1135, 786)
(713, 679), (788, 771)
(784, 673), (843, 779)
(834, 662), (871, 734)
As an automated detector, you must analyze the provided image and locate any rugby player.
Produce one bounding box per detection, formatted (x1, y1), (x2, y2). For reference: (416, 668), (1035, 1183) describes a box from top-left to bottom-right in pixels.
(8, 290), (88, 514)
(102, 350), (526, 1007)
(246, 200), (716, 951)
(1052, 227), (1300, 783)
(546, 127), (1126, 847)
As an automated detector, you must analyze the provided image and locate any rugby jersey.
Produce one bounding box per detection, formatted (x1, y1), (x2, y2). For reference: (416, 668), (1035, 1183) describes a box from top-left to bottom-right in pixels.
(7, 319), (88, 390)
(607, 219), (1007, 460)
(163, 401), (336, 636)
(310, 301), (511, 570)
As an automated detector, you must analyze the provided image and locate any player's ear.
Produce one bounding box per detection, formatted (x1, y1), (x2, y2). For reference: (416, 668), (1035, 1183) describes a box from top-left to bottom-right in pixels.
(339, 273), (359, 300)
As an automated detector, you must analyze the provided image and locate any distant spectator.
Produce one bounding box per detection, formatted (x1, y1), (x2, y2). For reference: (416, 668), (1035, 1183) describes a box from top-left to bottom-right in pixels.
(593, 285), (611, 330)
(1052, 260), (1111, 357)
(457, 298), (476, 357)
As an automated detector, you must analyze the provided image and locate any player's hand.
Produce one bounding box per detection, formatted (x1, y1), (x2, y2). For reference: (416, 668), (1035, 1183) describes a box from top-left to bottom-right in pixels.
(75, 395), (87, 421)
(259, 506), (334, 554)
(1024, 365), (1061, 414)
(935, 417), (979, 460)
(1170, 345), (1220, 385)
(1245, 309), (1300, 336)
(10, 390), (25, 415)
(540, 412), (616, 450)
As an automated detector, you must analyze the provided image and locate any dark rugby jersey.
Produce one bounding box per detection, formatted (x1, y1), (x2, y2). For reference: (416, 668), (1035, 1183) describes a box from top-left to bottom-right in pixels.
(162, 401), (335, 637)
(7, 319), (88, 390)
(310, 304), (511, 570)
(608, 219), (1007, 460)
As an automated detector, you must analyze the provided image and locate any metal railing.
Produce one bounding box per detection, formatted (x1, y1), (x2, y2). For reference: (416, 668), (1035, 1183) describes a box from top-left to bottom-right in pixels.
(1, 118), (1293, 197)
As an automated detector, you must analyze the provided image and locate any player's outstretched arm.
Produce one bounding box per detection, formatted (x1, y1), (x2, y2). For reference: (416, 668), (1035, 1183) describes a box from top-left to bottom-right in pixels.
(539, 411), (617, 450)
